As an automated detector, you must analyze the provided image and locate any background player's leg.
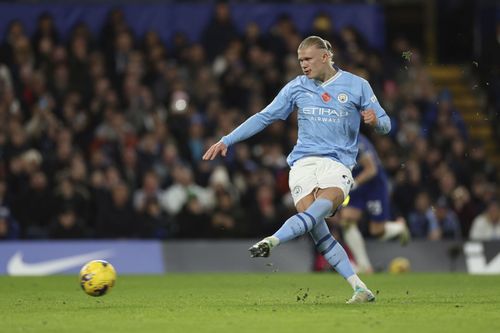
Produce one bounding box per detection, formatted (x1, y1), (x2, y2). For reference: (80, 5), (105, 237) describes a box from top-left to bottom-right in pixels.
(340, 206), (373, 273)
(371, 217), (409, 243)
(366, 193), (409, 243)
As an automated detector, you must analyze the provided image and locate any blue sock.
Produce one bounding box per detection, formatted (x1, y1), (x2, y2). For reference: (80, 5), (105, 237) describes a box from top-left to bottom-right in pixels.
(273, 198), (333, 243)
(309, 219), (355, 279)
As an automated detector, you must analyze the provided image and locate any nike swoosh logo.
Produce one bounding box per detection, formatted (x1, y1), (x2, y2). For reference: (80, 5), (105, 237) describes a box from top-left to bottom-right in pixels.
(7, 250), (115, 276)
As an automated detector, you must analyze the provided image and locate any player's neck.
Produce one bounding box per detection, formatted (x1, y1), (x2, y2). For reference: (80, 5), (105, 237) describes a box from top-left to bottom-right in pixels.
(318, 66), (337, 83)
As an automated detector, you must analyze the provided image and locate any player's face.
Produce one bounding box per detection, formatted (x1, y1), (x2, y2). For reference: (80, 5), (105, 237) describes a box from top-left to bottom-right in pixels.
(298, 46), (329, 80)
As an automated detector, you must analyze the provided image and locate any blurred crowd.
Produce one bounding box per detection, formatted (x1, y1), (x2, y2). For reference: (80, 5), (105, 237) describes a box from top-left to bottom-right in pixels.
(0, 4), (498, 241)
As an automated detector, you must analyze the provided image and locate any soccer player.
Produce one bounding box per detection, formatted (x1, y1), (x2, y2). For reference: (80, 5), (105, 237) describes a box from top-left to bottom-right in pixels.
(203, 36), (391, 304)
(340, 134), (409, 274)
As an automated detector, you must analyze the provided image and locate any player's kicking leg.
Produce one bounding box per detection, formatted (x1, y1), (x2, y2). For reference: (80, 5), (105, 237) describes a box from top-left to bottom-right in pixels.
(250, 189), (375, 303)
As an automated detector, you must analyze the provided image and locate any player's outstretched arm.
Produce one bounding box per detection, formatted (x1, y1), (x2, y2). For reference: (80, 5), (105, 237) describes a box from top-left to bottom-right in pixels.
(203, 140), (228, 160)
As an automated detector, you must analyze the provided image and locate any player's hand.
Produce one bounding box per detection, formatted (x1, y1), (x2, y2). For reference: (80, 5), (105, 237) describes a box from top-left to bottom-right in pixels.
(202, 140), (228, 160)
(361, 109), (378, 127)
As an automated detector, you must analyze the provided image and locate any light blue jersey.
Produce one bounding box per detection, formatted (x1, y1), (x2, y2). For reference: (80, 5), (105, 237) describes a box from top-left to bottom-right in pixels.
(221, 68), (391, 169)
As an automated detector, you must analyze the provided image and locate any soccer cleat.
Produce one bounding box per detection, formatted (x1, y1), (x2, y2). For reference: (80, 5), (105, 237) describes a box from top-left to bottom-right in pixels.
(249, 239), (272, 258)
(397, 217), (411, 246)
(346, 287), (376, 304)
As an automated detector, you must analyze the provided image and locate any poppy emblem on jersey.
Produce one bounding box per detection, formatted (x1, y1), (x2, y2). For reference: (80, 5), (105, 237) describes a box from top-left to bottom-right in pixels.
(338, 93), (348, 103)
(321, 92), (331, 102)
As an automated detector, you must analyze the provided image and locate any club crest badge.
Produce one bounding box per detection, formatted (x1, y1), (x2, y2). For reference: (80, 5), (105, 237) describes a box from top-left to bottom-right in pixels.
(292, 186), (302, 196)
(337, 93), (348, 103)
(321, 92), (331, 102)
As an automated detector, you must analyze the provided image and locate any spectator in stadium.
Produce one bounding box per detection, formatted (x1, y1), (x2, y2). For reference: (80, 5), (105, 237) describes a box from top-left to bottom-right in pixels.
(451, 186), (479, 238)
(391, 158), (423, 218)
(436, 168), (457, 202)
(469, 200), (500, 241)
(265, 14), (297, 62)
(0, 206), (20, 240)
(32, 13), (59, 56)
(427, 197), (462, 240)
(469, 174), (496, 212)
(0, 20), (27, 67)
(138, 197), (170, 239)
(423, 90), (467, 141)
(48, 205), (88, 239)
(201, 0), (239, 61)
(408, 191), (434, 238)
(153, 142), (184, 188)
(308, 13), (342, 54)
(53, 175), (90, 224)
(33, 23), (58, 73)
(100, 8), (126, 56)
(120, 146), (140, 191)
(203, 35), (389, 303)
(187, 114), (207, 163)
(14, 170), (53, 238)
(68, 26), (92, 99)
(133, 170), (162, 213)
(175, 194), (211, 238)
(209, 189), (247, 238)
(248, 183), (287, 237)
(468, 140), (497, 183)
(0, 179), (10, 209)
(160, 163), (213, 216)
(95, 182), (137, 238)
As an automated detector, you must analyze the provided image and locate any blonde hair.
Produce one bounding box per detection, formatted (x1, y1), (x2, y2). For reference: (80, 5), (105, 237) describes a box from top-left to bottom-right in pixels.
(298, 36), (334, 63)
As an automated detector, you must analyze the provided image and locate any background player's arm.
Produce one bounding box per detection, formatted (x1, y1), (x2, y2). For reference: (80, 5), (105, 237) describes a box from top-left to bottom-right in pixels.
(353, 152), (378, 187)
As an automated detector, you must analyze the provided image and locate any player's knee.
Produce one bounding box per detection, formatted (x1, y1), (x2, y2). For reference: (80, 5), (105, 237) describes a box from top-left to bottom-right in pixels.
(341, 206), (362, 221)
(317, 187), (345, 207)
(340, 219), (358, 228)
(369, 222), (385, 237)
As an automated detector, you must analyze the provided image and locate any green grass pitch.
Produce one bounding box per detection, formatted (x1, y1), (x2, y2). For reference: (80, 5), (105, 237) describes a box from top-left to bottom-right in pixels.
(0, 273), (499, 333)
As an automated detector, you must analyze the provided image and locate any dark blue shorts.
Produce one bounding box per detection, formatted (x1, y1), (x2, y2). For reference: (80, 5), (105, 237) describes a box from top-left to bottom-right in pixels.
(348, 177), (390, 222)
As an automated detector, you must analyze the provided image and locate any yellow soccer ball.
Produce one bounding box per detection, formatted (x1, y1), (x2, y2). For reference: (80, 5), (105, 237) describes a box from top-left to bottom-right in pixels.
(389, 257), (411, 274)
(342, 195), (350, 207)
(80, 260), (117, 297)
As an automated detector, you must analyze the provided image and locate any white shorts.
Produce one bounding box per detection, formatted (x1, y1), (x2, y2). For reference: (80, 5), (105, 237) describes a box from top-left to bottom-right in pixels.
(288, 156), (353, 206)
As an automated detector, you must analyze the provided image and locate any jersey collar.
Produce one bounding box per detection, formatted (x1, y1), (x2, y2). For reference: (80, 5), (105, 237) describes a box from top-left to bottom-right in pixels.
(320, 66), (343, 87)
